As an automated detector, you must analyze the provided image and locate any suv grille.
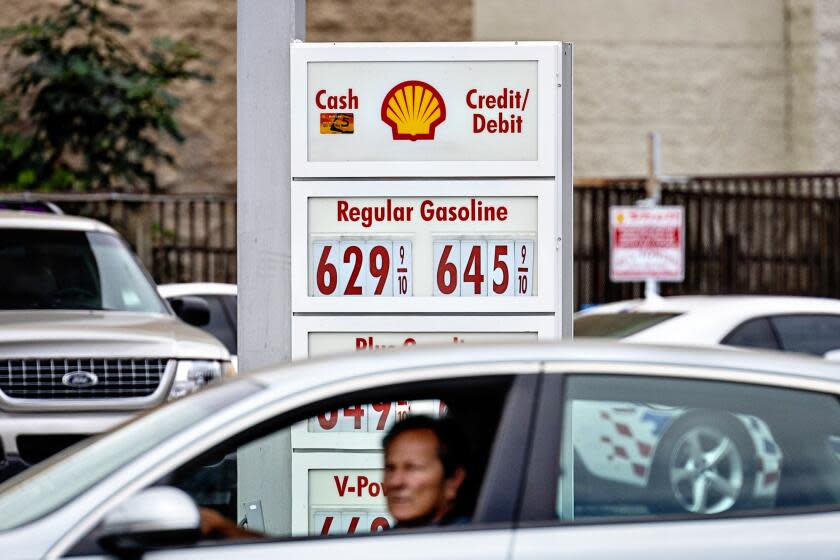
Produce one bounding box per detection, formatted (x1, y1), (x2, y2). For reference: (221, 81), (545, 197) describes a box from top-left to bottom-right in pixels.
(0, 358), (168, 399)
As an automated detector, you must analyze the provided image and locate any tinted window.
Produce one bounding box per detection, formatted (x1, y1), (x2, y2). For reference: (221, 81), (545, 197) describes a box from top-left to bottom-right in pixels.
(771, 315), (840, 356)
(556, 375), (840, 522)
(0, 229), (167, 312)
(574, 313), (679, 338)
(722, 318), (779, 350)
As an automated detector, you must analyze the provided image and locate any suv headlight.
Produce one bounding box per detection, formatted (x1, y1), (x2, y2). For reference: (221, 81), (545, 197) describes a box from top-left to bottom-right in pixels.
(168, 360), (237, 400)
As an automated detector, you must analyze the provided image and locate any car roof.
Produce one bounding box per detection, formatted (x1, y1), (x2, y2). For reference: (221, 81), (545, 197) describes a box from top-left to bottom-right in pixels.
(580, 295), (840, 316)
(0, 210), (116, 233)
(157, 283), (237, 298)
(576, 296), (840, 345)
(248, 340), (840, 400)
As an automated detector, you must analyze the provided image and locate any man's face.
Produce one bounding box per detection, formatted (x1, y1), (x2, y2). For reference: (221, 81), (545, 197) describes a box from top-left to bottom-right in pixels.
(383, 428), (461, 526)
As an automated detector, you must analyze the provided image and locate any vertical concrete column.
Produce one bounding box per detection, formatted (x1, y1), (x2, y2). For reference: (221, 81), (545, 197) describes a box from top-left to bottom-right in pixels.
(237, 0), (305, 535)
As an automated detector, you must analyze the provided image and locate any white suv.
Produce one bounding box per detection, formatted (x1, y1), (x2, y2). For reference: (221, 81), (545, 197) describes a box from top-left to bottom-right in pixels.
(0, 210), (233, 479)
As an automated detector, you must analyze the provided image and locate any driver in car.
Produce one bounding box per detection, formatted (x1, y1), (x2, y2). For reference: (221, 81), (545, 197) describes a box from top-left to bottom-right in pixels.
(382, 415), (469, 528)
(199, 414), (469, 537)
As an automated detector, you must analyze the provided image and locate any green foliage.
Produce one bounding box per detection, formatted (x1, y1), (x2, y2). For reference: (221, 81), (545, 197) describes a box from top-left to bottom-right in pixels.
(0, 0), (211, 192)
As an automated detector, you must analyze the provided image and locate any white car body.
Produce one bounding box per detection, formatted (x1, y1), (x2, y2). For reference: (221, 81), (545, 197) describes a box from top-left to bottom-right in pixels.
(158, 283), (237, 299)
(1, 342), (840, 558)
(575, 295), (840, 353)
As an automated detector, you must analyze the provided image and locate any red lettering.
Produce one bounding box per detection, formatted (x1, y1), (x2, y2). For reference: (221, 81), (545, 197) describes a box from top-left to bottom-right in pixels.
(466, 88), (477, 109)
(357, 475), (369, 496)
(335, 475), (349, 497)
(337, 200), (349, 221)
(316, 89), (327, 110)
(343, 405), (365, 429)
(370, 517), (390, 532)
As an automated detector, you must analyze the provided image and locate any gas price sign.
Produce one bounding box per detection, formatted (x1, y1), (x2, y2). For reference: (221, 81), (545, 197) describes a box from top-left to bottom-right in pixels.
(287, 42), (572, 536)
(308, 196), (538, 299)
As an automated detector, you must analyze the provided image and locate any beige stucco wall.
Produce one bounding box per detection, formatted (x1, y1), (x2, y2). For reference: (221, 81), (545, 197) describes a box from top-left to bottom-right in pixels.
(789, 0), (840, 171)
(3, 0), (838, 190)
(475, 0), (792, 177)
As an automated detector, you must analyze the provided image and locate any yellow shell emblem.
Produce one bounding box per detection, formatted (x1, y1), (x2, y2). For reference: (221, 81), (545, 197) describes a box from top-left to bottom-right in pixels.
(381, 80), (446, 141)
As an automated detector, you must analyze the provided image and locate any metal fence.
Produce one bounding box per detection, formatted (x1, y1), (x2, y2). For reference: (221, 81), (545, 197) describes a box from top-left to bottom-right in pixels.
(3, 173), (840, 306)
(575, 173), (840, 309)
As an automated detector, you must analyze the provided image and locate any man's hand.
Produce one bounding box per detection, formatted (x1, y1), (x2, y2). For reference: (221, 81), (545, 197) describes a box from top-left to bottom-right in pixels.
(199, 507), (263, 540)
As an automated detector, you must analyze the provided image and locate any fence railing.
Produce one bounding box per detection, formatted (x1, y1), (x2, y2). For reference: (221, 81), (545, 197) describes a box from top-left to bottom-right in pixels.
(3, 173), (839, 307)
(575, 173), (840, 309)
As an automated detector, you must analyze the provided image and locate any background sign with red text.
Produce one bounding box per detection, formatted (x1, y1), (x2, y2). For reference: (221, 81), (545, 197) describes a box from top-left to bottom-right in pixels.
(609, 206), (685, 282)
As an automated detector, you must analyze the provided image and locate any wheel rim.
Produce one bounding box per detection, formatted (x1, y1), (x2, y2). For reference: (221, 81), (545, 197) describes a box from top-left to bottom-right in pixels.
(668, 425), (743, 514)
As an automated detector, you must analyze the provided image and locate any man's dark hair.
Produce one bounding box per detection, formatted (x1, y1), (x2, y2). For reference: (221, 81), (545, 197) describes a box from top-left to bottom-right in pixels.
(383, 415), (468, 478)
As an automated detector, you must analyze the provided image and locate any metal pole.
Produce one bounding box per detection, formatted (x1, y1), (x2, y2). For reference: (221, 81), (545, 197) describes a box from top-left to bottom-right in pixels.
(644, 131), (661, 298)
(237, 0), (305, 535)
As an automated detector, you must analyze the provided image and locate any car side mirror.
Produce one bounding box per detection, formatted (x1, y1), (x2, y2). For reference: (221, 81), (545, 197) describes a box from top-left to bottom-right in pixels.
(98, 487), (201, 555)
(169, 296), (211, 327)
(824, 349), (840, 362)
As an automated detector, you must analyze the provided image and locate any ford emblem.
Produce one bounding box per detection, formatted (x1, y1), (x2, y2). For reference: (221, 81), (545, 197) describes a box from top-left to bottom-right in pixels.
(62, 371), (99, 388)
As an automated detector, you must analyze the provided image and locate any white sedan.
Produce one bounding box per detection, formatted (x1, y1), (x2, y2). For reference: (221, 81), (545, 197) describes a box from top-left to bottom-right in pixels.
(2, 342), (840, 558)
(575, 295), (840, 357)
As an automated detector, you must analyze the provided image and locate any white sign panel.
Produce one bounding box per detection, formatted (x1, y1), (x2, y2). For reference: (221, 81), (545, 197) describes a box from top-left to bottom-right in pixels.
(307, 61), (537, 162)
(292, 180), (558, 313)
(609, 206), (685, 282)
(291, 43), (559, 177)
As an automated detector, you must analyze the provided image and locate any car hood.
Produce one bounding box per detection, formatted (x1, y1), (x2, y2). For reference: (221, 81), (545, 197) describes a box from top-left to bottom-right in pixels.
(0, 311), (229, 360)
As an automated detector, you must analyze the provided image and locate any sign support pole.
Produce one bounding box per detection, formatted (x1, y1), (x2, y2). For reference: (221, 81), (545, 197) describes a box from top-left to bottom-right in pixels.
(644, 131), (662, 298)
(559, 43), (574, 336)
(237, 0), (306, 535)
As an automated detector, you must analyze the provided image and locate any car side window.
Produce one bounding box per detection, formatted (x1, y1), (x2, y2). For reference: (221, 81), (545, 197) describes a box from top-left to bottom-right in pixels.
(556, 375), (840, 523)
(770, 315), (840, 355)
(722, 318), (779, 350)
(165, 375), (517, 539)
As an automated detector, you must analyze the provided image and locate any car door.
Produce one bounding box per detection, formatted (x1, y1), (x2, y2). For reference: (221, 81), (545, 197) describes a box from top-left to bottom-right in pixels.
(511, 362), (840, 559)
(65, 364), (540, 559)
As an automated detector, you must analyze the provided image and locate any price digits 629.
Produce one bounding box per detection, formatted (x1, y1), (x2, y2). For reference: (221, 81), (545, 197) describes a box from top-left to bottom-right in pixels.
(312, 240), (412, 297)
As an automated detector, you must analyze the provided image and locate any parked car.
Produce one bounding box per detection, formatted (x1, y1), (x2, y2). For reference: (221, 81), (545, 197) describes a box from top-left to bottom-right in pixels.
(0, 210), (234, 479)
(158, 283), (237, 367)
(2, 341), (840, 558)
(575, 295), (840, 357)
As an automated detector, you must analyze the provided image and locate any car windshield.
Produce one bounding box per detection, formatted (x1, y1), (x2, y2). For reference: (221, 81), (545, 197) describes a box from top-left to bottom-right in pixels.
(0, 229), (167, 312)
(574, 312), (680, 337)
(0, 380), (260, 531)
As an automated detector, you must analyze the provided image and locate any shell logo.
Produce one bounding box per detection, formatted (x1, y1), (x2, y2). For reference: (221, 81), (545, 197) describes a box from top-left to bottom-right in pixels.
(381, 80), (446, 141)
